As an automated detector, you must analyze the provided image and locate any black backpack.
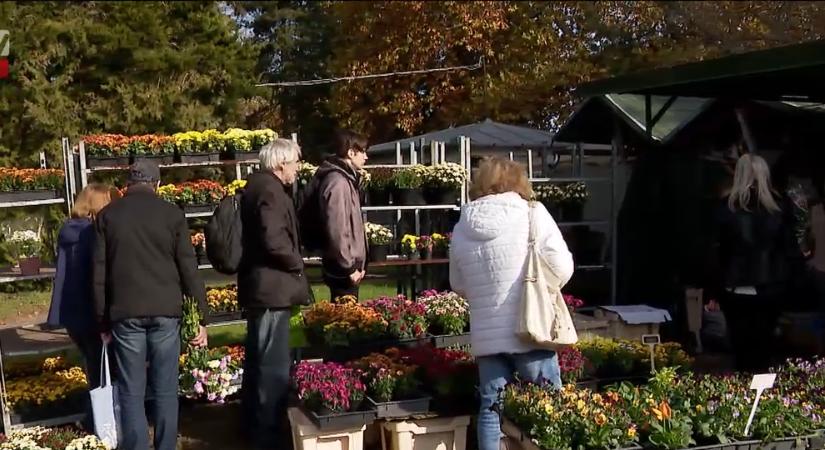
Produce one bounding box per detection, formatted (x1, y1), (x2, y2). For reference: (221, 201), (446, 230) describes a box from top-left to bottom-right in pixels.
(205, 191), (243, 274)
(298, 174), (325, 252)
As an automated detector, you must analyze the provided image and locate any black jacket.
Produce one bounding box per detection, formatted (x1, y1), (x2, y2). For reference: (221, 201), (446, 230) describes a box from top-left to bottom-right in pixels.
(93, 185), (207, 326)
(711, 195), (793, 289)
(238, 171), (310, 309)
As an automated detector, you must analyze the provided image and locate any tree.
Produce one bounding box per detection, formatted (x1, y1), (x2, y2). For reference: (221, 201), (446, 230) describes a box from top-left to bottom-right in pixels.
(321, 1), (825, 142)
(0, 1), (263, 165)
(232, 1), (337, 160)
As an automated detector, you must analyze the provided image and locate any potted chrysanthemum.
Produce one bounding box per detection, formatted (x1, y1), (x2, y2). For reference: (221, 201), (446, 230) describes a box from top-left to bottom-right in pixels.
(365, 222), (393, 262)
(423, 163), (465, 205)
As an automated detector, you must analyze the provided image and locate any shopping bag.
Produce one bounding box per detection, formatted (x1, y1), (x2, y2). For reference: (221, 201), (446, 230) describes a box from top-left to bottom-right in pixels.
(515, 202), (578, 348)
(90, 345), (119, 448)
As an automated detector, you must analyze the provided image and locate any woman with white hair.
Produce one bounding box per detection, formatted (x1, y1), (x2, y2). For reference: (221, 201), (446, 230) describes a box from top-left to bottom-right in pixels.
(238, 138), (311, 449)
(711, 153), (792, 372)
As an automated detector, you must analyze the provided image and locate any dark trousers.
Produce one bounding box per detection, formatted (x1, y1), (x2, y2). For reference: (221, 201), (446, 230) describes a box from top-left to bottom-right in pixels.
(719, 290), (779, 373)
(242, 308), (292, 450)
(113, 317), (180, 450)
(68, 329), (104, 432)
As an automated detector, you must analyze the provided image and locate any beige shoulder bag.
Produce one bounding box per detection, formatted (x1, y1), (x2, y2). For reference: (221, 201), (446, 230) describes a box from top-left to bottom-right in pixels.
(515, 201), (578, 348)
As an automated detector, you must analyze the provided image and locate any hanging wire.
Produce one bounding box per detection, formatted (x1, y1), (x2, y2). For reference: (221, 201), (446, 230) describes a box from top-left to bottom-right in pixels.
(256, 57), (484, 87)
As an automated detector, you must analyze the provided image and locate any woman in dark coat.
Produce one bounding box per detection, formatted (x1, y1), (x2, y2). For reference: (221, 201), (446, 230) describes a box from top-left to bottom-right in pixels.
(710, 154), (793, 372)
(47, 183), (120, 420)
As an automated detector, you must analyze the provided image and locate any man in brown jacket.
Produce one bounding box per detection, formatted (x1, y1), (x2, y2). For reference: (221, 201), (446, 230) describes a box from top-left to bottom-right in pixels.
(316, 130), (369, 299)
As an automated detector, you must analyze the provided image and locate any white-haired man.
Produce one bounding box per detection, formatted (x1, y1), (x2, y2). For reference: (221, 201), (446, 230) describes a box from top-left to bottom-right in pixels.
(238, 138), (310, 449)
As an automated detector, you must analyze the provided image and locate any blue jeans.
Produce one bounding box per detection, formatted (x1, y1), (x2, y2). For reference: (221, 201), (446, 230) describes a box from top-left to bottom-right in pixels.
(242, 309), (292, 450)
(113, 317), (180, 450)
(476, 350), (561, 450)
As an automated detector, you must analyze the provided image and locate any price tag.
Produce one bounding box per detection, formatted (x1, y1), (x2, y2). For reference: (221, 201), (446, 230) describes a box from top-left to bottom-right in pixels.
(641, 334), (661, 373)
(744, 373), (776, 436)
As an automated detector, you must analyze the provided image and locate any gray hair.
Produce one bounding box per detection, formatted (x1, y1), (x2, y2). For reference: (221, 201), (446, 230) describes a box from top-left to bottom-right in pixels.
(259, 138), (301, 171)
(728, 153), (780, 213)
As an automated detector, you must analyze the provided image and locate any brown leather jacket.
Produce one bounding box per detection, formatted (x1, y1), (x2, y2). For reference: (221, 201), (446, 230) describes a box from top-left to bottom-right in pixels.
(317, 157), (367, 280)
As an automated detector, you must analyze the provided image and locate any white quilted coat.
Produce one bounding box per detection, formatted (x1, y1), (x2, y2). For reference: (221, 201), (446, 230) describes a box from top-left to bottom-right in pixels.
(449, 192), (575, 357)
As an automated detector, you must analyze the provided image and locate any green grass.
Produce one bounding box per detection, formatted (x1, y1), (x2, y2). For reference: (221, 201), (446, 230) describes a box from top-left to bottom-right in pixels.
(0, 290), (54, 326)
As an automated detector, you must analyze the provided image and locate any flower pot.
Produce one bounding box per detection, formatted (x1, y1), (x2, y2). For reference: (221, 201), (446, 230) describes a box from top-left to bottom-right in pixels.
(560, 203), (584, 222)
(233, 151), (260, 162)
(432, 333), (471, 348)
(178, 152), (221, 164)
(419, 247), (433, 260)
(423, 187), (458, 205)
(368, 396), (431, 419)
(369, 244), (389, 263)
(182, 204), (217, 214)
(87, 155), (131, 168)
(196, 252), (210, 267)
(368, 189), (391, 206)
(302, 404), (376, 432)
(393, 188), (426, 206)
(432, 247), (448, 259)
(404, 252), (420, 261)
(18, 257), (41, 276)
(0, 190), (60, 203)
(140, 154), (175, 165)
(207, 310), (243, 323)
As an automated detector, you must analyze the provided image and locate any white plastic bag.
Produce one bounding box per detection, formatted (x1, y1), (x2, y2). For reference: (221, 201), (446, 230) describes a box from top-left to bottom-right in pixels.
(90, 345), (119, 448)
(515, 202), (578, 348)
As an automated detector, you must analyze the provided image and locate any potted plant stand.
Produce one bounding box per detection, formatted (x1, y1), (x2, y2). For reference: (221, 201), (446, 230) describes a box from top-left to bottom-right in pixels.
(289, 407), (368, 450)
(380, 415), (471, 450)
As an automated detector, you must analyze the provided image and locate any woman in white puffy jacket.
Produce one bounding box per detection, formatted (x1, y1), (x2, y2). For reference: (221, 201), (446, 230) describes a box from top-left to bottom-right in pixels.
(450, 157), (575, 450)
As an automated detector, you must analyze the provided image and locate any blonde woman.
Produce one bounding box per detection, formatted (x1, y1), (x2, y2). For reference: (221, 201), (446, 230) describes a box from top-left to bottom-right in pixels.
(47, 183), (121, 429)
(449, 157), (574, 450)
(711, 153), (791, 372)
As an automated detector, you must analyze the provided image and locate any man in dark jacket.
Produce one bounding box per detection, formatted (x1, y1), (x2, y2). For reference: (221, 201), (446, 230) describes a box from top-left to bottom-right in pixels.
(93, 159), (207, 450)
(238, 138), (309, 450)
(315, 130), (369, 299)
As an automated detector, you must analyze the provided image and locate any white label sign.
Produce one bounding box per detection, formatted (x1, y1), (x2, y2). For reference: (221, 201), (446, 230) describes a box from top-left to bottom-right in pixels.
(749, 373), (776, 390)
(744, 373), (776, 436)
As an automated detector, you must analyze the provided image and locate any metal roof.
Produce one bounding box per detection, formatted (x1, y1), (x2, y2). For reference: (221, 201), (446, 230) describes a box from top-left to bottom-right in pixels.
(555, 94), (713, 144)
(576, 39), (825, 101)
(368, 119), (556, 153)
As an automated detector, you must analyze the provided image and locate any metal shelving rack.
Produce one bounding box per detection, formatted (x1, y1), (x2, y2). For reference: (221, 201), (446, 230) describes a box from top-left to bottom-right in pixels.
(0, 146), (71, 285)
(507, 142), (618, 305)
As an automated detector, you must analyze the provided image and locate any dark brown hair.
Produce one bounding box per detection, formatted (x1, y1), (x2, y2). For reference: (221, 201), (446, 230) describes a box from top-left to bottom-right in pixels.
(334, 129), (368, 158)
